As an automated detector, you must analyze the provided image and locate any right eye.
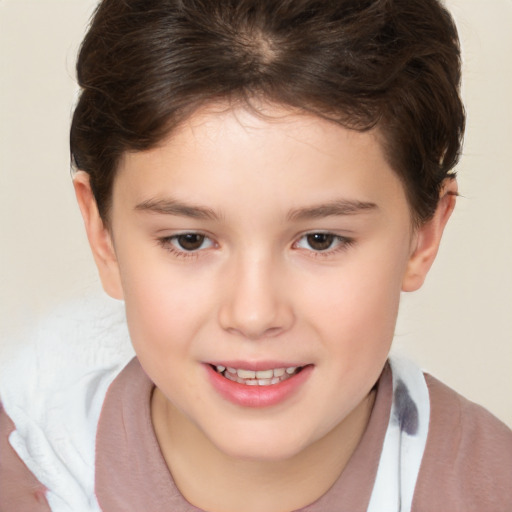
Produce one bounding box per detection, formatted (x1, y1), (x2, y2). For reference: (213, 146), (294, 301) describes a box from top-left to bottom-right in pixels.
(172, 233), (211, 251)
(158, 232), (215, 256)
(293, 232), (352, 253)
(301, 233), (337, 251)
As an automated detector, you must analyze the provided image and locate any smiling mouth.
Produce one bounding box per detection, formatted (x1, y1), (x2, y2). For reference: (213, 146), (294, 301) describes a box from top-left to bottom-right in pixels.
(210, 365), (304, 386)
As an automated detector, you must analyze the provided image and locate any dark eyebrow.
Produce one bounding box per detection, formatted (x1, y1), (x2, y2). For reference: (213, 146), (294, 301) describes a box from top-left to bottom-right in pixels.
(135, 198), (220, 220)
(287, 199), (378, 221)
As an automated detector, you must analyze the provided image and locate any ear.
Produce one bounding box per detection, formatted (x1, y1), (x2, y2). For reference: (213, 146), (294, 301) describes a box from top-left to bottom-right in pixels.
(73, 171), (124, 300)
(402, 178), (458, 292)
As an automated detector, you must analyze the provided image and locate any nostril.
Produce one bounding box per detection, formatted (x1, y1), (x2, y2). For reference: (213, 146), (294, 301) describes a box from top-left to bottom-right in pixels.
(262, 326), (285, 338)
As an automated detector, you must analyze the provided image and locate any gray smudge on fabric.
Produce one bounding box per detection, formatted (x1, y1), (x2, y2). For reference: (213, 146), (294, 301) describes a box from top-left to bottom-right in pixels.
(393, 379), (419, 435)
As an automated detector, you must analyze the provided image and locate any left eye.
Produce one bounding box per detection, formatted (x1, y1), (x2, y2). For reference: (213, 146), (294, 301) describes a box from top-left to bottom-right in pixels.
(295, 233), (346, 252)
(170, 233), (214, 251)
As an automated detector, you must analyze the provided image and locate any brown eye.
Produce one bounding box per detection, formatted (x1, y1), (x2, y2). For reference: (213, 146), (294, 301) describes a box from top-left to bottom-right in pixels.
(176, 233), (206, 251)
(306, 233), (335, 251)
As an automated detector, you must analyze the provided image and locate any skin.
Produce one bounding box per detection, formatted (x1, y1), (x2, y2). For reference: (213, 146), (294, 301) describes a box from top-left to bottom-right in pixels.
(75, 103), (456, 512)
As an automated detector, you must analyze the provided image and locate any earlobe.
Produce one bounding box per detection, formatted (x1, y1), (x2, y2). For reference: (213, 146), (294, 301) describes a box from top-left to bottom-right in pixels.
(402, 178), (458, 292)
(73, 171), (124, 300)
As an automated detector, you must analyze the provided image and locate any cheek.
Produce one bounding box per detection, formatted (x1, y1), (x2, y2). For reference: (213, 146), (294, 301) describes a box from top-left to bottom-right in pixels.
(301, 241), (408, 353)
(117, 255), (208, 359)
(120, 266), (206, 402)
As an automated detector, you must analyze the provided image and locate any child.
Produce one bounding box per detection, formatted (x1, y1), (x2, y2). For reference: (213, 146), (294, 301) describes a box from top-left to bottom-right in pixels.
(1, 0), (511, 511)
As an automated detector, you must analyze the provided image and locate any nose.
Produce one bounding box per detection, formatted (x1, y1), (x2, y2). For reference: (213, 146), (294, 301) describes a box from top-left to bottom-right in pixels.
(218, 253), (294, 340)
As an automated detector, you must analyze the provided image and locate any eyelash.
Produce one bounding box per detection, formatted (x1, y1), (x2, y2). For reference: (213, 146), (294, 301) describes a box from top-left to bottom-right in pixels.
(157, 232), (354, 259)
(157, 233), (214, 260)
(293, 232), (354, 257)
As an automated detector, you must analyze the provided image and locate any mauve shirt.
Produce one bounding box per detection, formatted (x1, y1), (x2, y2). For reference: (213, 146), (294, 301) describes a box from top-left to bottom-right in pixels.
(1, 359), (511, 511)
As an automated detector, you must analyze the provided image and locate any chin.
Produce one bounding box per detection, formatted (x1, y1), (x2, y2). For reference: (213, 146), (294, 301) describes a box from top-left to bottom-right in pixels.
(208, 424), (318, 463)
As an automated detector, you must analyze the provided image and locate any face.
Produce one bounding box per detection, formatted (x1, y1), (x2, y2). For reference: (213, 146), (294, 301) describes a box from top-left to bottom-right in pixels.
(103, 105), (418, 461)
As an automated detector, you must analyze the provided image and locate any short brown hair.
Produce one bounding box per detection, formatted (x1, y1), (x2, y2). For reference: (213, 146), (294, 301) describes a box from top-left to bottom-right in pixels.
(70, 0), (465, 224)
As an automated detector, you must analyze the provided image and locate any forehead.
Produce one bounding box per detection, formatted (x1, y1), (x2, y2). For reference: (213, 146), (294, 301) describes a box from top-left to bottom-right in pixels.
(113, 103), (409, 223)
(167, 102), (384, 156)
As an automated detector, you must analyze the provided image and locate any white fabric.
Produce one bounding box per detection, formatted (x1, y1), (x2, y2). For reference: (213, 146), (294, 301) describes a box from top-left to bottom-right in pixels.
(0, 297), (428, 512)
(367, 356), (430, 512)
(0, 295), (134, 512)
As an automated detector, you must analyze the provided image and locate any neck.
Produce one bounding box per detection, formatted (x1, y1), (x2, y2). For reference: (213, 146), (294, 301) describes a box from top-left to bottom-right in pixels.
(151, 389), (375, 512)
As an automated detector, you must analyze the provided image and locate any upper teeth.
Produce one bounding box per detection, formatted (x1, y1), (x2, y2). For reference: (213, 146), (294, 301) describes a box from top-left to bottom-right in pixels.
(217, 366), (298, 379)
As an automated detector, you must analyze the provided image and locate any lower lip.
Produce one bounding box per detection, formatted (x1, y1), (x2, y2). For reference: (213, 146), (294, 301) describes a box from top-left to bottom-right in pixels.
(205, 364), (313, 408)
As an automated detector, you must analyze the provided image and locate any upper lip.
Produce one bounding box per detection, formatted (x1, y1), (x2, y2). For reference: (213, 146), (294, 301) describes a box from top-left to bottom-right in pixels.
(206, 361), (308, 371)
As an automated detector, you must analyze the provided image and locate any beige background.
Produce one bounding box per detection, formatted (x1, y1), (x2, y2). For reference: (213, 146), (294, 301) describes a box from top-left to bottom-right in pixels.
(1, 0), (511, 427)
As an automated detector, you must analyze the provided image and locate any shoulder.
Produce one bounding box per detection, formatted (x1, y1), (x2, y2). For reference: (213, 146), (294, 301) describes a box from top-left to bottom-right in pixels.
(0, 295), (135, 511)
(412, 374), (512, 511)
(94, 358), (179, 510)
(0, 403), (51, 512)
